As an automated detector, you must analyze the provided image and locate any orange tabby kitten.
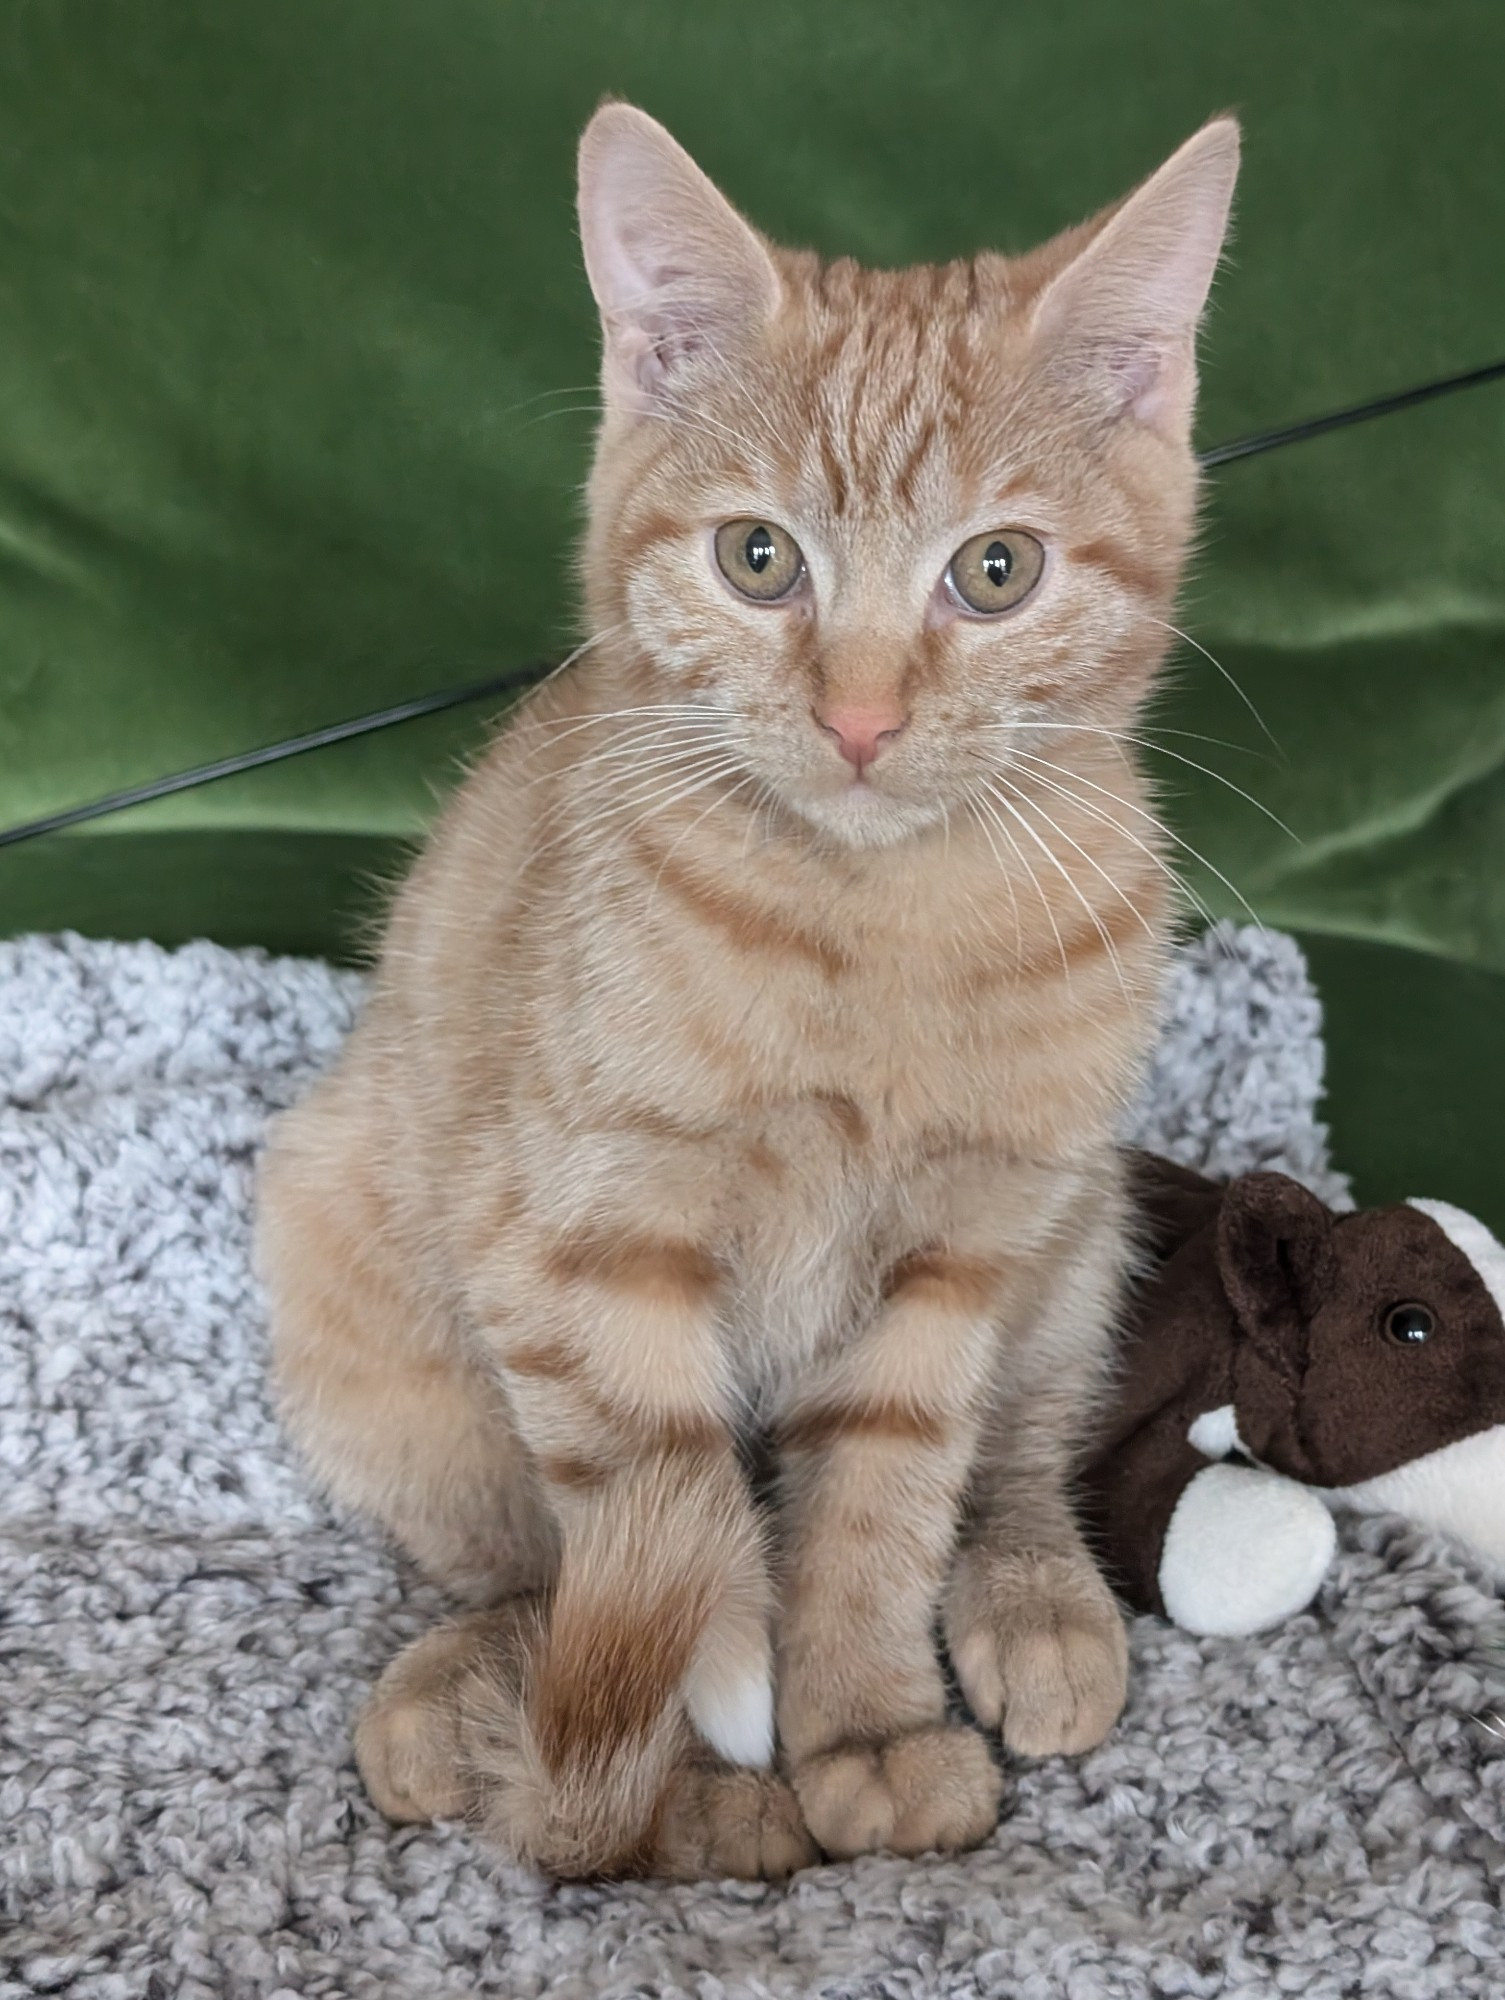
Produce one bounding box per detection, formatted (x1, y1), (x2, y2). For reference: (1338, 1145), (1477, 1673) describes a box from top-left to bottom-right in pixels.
(257, 101), (1238, 1880)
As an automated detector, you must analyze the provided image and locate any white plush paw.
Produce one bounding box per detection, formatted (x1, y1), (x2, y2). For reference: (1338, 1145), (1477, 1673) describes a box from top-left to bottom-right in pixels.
(1159, 1462), (1337, 1637)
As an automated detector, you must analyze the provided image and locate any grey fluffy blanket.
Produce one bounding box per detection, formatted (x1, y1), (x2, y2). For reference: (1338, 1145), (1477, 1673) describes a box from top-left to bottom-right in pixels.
(5, 926), (1504, 1999)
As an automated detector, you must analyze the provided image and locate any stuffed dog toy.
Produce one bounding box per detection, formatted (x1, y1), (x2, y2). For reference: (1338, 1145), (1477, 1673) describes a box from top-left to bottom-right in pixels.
(1078, 1154), (1505, 1636)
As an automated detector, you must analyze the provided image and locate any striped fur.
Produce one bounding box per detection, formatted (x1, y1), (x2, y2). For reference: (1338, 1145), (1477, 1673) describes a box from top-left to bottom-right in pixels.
(257, 102), (1238, 1877)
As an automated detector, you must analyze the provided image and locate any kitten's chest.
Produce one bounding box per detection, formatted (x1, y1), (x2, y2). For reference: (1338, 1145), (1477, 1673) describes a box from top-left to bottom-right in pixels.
(719, 1120), (914, 1385)
(726, 943), (1133, 1152)
(716, 1098), (1093, 1415)
(577, 814), (1154, 1152)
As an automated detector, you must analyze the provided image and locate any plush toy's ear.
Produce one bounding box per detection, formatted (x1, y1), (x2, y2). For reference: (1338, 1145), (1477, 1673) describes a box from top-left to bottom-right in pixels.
(1216, 1175), (1337, 1388)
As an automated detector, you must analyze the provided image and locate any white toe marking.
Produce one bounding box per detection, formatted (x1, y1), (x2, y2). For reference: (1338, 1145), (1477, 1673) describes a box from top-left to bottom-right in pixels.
(684, 1661), (774, 1768)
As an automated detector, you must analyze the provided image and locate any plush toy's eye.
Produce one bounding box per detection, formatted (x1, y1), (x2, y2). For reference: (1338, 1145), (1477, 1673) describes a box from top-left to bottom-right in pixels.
(1383, 1302), (1435, 1346)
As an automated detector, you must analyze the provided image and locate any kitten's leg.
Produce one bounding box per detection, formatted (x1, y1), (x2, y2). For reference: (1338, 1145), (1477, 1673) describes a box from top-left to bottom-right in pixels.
(454, 1226), (812, 1879)
(774, 1251), (1008, 1860)
(258, 1095), (556, 1604)
(943, 1174), (1130, 1758)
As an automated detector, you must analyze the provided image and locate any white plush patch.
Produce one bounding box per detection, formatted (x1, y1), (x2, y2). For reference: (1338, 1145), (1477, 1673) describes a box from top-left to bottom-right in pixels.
(1407, 1197), (1505, 1326)
(683, 1658), (774, 1769)
(1159, 1462), (1338, 1637)
(1186, 1402), (1243, 1459)
(1319, 1422), (1505, 1574)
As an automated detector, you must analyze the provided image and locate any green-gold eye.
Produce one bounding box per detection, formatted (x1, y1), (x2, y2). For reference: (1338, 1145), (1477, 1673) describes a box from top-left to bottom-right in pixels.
(946, 529), (1046, 615)
(714, 519), (805, 602)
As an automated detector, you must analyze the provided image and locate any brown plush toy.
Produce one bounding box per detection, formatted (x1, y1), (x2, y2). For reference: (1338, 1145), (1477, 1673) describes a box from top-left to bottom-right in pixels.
(1077, 1153), (1505, 1636)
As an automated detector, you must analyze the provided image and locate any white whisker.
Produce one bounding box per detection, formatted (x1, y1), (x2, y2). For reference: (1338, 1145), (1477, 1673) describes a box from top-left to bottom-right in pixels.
(993, 776), (1157, 945)
(1009, 721), (1298, 844)
(558, 717), (731, 770)
(619, 759), (749, 844)
(969, 788), (1069, 990)
(981, 781), (1131, 1005)
(648, 773), (758, 896)
(1006, 746), (1263, 932)
(562, 737), (739, 814)
(531, 743), (739, 861)
(961, 797), (1025, 964)
(1150, 617), (1281, 753)
(1004, 750), (1220, 935)
(530, 700), (721, 739)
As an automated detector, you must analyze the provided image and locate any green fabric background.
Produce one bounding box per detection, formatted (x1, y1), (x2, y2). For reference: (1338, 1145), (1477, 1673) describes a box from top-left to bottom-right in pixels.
(0, 2), (1500, 1224)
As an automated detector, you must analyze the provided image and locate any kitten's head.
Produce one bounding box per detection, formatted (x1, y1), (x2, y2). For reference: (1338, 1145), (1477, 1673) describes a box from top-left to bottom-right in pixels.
(575, 103), (1238, 850)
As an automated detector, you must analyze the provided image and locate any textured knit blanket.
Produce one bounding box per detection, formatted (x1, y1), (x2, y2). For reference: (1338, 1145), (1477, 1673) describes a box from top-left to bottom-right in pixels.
(5, 927), (1504, 2000)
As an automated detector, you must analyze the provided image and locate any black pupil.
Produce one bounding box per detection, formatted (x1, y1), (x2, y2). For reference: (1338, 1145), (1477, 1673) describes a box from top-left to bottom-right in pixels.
(745, 527), (775, 574)
(982, 540), (1012, 588)
(1386, 1304), (1434, 1345)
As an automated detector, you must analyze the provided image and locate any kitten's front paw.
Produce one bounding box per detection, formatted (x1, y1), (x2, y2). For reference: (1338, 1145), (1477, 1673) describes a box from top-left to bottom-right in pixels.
(654, 1761), (817, 1881)
(791, 1724), (1004, 1860)
(946, 1548), (1128, 1757)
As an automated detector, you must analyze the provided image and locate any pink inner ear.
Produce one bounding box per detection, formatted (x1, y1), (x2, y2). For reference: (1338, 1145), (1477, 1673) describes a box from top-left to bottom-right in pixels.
(577, 105), (781, 413)
(619, 270), (717, 392)
(1094, 332), (1183, 425)
(1028, 118), (1239, 438)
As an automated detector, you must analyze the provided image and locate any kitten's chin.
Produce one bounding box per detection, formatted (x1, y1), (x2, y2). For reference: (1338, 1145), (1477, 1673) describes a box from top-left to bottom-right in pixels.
(789, 784), (948, 851)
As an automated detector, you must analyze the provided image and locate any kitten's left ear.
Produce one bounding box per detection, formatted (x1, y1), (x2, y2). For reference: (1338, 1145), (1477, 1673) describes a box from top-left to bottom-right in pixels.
(577, 102), (782, 415)
(1030, 117), (1241, 442)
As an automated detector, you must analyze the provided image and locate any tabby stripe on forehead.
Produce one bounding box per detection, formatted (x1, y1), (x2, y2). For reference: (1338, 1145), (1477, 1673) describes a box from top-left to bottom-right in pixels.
(632, 834), (852, 979)
(893, 413), (938, 511)
(816, 424), (850, 516)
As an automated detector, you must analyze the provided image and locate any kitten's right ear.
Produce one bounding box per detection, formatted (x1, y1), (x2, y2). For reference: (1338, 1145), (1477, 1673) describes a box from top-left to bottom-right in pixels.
(577, 103), (782, 414)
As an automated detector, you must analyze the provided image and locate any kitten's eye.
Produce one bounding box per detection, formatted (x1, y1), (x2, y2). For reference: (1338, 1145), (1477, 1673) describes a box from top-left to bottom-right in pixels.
(946, 530), (1046, 616)
(714, 519), (805, 602)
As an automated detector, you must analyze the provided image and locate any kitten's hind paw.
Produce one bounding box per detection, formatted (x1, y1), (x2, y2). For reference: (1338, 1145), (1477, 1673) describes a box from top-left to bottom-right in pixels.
(355, 1596), (541, 1825)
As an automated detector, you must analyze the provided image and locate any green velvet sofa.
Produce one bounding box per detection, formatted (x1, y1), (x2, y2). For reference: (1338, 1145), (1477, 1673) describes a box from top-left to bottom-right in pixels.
(1, 1), (1500, 1226)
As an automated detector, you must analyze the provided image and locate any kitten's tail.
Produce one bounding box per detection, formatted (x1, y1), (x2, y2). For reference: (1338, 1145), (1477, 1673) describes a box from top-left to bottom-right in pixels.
(465, 1461), (772, 1878)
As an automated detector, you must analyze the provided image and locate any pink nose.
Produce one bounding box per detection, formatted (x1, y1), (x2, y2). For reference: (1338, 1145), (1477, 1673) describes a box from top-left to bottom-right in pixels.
(813, 703), (909, 772)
